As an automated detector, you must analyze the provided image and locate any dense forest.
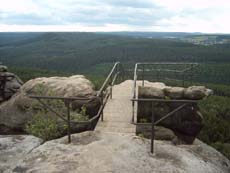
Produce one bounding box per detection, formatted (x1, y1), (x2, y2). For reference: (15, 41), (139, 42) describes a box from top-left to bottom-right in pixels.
(0, 32), (230, 159)
(1, 32), (230, 72)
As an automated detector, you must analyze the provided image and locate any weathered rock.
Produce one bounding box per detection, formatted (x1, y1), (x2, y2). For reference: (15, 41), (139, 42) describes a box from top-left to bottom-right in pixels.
(143, 81), (167, 89)
(137, 101), (170, 123)
(72, 96), (101, 119)
(0, 71), (23, 102)
(23, 75), (95, 97)
(138, 86), (165, 99)
(9, 131), (230, 173)
(0, 65), (8, 72)
(170, 108), (203, 144)
(184, 86), (213, 100)
(137, 83), (211, 144)
(0, 92), (31, 133)
(0, 135), (42, 173)
(138, 103), (203, 144)
(136, 125), (177, 140)
(155, 126), (176, 140)
(164, 87), (185, 99)
(0, 75), (99, 133)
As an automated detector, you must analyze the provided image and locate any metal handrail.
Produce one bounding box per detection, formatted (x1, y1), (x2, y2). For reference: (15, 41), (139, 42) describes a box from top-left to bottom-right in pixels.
(132, 62), (198, 103)
(131, 98), (198, 103)
(28, 95), (98, 100)
(132, 62), (199, 154)
(97, 62), (123, 97)
(28, 62), (124, 143)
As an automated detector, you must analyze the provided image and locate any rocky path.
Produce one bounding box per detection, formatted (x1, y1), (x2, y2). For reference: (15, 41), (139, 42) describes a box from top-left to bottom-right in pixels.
(95, 80), (136, 134)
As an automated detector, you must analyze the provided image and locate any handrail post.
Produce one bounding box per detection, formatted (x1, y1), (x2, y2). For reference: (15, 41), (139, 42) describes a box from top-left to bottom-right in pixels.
(97, 62), (120, 97)
(132, 63), (138, 123)
(101, 92), (104, 121)
(142, 64), (144, 86)
(110, 77), (113, 99)
(132, 100), (135, 123)
(151, 102), (155, 154)
(110, 85), (113, 99)
(66, 99), (71, 143)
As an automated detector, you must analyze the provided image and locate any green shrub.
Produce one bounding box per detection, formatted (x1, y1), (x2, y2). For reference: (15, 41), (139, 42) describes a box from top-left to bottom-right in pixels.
(25, 85), (90, 140)
(28, 83), (66, 113)
(211, 142), (230, 159)
(198, 95), (230, 159)
(25, 110), (65, 141)
(25, 85), (89, 140)
(25, 106), (89, 141)
(70, 106), (89, 122)
(139, 118), (148, 123)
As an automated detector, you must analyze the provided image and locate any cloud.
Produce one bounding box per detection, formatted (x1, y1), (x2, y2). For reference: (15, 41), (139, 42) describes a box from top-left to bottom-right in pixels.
(0, 0), (230, 33)
(98, 0), (156, 9)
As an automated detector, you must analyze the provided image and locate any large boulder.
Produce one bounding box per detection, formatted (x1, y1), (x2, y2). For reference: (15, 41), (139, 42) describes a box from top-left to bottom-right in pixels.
(137, 82), (212, 144)
(23, 75), (95, 97)
(0, 75), (100, 134)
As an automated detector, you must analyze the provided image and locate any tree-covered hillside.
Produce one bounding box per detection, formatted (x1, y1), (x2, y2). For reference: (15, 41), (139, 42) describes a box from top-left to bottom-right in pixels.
(1, 32), (230, 74)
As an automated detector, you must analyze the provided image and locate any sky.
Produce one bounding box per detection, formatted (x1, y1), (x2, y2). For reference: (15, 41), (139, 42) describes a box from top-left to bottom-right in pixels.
(0, 0), (230, 33)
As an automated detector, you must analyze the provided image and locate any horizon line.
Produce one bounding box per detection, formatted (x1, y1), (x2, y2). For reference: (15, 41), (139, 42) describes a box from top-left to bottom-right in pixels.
(0, 31), (230, 34)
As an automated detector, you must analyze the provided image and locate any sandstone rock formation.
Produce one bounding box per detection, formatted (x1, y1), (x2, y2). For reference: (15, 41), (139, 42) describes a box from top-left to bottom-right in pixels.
(136, 125), (177, 140)
(139, 86), (165, 99)
(137, 83), (212, 144)
(23, 75), (95, 97)
(164, 87), (185, 99)
(1, 131), (228, 173)
(0, 75), (100, 134)
(0, 135), (43, 172)
(184, 86), (213, 99)
(0, 66), (23, 102)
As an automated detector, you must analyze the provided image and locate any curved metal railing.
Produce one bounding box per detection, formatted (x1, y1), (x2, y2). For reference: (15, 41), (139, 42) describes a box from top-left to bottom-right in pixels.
(131, 62), (199, 153)
(132, 62), (198, 107)
(28, 62), (124, 143)
(96, 62), (124, 121)
(97, 62), (124, 97)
